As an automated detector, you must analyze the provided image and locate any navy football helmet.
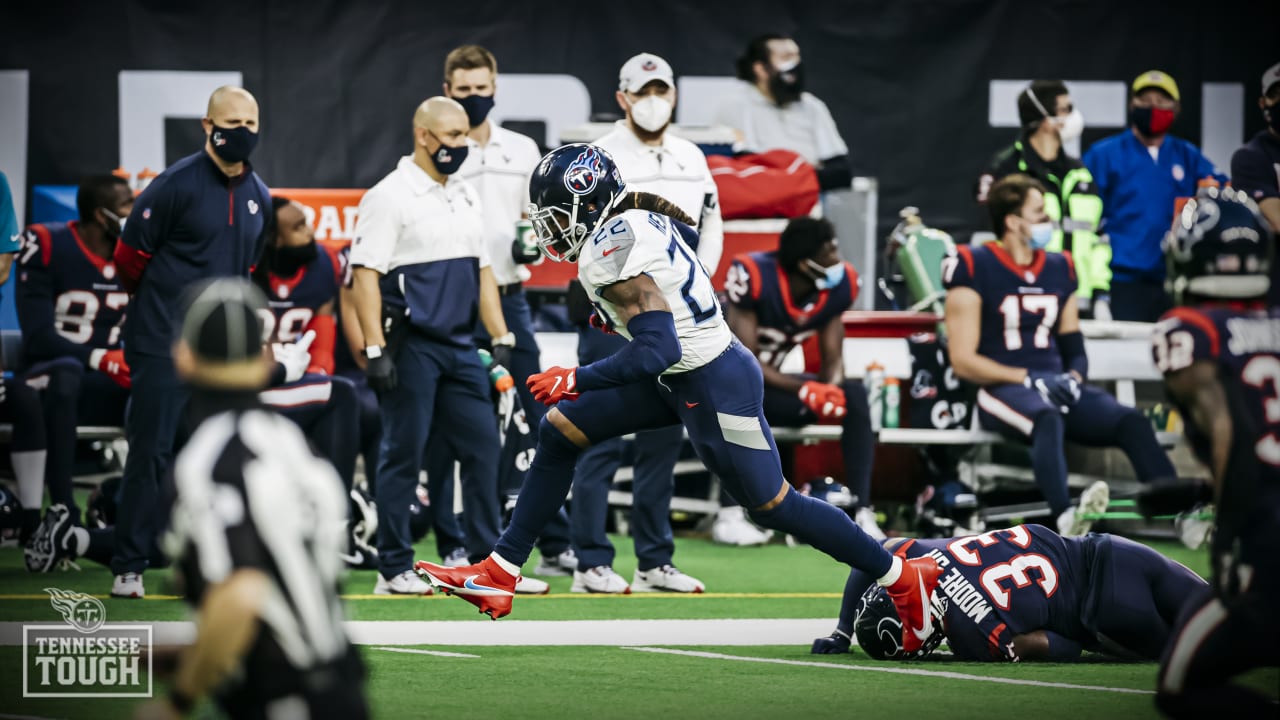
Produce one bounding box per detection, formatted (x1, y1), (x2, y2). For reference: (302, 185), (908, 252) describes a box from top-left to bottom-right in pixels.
(527, 143), (626, 262)
(853, 583), (946, 660)
(1164, 186), (1274, 304)
(0, 485), (23, 547)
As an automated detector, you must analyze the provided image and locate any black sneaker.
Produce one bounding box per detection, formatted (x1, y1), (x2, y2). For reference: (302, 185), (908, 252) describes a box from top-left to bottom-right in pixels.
(24, 504), (77, 573)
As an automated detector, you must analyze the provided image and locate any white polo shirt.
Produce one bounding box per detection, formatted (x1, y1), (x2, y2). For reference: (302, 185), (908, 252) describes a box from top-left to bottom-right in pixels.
(457, 124), (542, 287)
(595, 122), (725, 274)
(349, 155), (489, 274)
(712, 80), (848, 166)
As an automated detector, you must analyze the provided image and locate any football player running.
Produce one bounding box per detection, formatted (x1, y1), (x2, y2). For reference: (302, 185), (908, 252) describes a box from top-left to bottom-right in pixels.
(1143, 187), (1280, 717)
(415, 144), (942, 652)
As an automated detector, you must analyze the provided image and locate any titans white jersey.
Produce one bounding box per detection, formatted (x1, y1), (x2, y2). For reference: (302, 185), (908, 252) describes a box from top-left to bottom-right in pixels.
(579, 209), (733, 373)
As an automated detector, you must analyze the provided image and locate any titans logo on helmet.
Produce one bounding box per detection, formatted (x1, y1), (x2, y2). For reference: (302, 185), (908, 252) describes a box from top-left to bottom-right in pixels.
(563, 146), (604, 195)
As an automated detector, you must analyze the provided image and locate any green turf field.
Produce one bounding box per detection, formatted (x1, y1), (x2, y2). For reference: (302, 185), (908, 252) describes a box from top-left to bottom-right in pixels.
(1, 532), (1275, 719)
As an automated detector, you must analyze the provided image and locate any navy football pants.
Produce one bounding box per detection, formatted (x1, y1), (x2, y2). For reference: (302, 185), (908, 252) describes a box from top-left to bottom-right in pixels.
(1088, 534), (1206, 660)
(763, 376), (875, 508)
(978, 383), (1175, 514)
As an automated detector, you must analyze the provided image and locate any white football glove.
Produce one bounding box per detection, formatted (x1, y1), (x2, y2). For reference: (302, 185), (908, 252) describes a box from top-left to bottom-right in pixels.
(273, 330), (315, 384)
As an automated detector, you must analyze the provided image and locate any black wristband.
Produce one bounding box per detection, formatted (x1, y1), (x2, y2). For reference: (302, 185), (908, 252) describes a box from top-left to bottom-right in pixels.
(269, 361), (287, 386)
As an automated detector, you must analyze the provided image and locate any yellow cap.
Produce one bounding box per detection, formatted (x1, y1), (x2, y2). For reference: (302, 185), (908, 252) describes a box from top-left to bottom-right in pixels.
(1132, 70), (1180, 102)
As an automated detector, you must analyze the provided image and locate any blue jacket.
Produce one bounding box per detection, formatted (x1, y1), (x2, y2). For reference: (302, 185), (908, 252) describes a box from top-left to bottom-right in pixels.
(1083, 130), (1227, 282)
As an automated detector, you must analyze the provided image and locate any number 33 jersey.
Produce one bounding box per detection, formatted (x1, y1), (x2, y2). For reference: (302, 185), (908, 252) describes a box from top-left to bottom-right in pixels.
(943, 244), (1076, 373)
(15, 222), (129, 367)
(578, 209), (733, 373)
(1152, 305), (1280, 487)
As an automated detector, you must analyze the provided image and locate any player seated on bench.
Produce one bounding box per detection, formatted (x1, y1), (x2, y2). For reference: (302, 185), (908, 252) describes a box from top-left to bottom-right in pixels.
(724, 217), (883, 539)
(15, 175), (133, 529)
(812, 524), (1206, 662)
(942, 174), (1176, 536)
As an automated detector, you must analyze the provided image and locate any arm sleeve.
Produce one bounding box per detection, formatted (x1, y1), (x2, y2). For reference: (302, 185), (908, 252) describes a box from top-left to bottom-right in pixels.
(1192, 144), (1229, 186)
(305, 313), (336, 375)
(121, 176), (179, 255)
(15, 226), (94, 365)
(573, 310), (682, 391)
(348, 187), (399, 274)
(1230, 146), (1280, 201)
(696, 161), (725, 275)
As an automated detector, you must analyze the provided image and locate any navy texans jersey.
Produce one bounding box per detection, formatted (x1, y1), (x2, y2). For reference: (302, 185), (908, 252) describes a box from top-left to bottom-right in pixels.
(1152, 305), (1280, 488)
(724, 251), (858, 367)
(943, 244), (1076, 373)
(260, 245), (342, 345)
(893, 524), (1091, 661)
(14, 222), (129, 367)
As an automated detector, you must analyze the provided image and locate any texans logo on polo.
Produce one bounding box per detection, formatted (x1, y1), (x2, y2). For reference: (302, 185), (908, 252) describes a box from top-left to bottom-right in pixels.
(248, 199), (259, 215)
(564, 147), (603, 195)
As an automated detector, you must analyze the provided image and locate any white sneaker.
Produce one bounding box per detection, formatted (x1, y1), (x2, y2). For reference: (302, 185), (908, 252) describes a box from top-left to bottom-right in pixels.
(442, 548), (469, 568)
(514, 576), (550, 595)
(1176, 505), (1214, 550)
(571, 566), (630, 594)
(710, 506), (772, 546)
(374, 570), (433, 595)
(855, 507), (887, 541)
(534, 549), (576, 577)
(112, 572), (145, 599)
(1059, 481), (1110, 536)
(632, 565), (705, 593)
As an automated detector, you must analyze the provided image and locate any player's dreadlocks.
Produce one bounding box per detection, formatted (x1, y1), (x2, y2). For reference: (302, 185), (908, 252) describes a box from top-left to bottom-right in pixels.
(608, 191), (695, 227)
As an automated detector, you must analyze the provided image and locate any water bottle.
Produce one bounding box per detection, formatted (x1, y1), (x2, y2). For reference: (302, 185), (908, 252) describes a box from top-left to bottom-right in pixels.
(883, 377), (901, 429)
(866, 361), (885, 432)
(515, 218), (542, 265)
(477, 349), (514, 392)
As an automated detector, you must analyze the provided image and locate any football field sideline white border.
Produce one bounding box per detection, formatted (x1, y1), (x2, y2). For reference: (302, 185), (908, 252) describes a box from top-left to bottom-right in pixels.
(0, 619), (1157, 696)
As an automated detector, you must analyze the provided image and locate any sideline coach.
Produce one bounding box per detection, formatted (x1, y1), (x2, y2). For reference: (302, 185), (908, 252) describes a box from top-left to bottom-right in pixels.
(110, 86), (270, 599)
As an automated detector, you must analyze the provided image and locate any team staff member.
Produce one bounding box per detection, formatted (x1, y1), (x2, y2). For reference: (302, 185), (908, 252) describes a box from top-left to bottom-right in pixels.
(977, 81), (1108, 315)
(429, 44), (572, 582)
(1230, 62), (1280, 303)
(349, 97), (511, 595)
(713, 34), (851, 191)
(563, 53), (720, 594)
(1083, 71), (1227, 322)
(139, 278), (366, 720)
(110, 86), (270, 599)
(944, 174), (1177, 536)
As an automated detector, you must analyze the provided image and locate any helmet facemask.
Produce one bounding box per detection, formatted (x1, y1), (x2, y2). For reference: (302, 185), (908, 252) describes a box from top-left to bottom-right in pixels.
(527, 191), (621, 263)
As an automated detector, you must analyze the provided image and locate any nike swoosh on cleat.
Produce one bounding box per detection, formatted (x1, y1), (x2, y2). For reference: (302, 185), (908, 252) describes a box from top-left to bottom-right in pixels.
(912, 573), (933, 641)
(463, 575), (513, 595)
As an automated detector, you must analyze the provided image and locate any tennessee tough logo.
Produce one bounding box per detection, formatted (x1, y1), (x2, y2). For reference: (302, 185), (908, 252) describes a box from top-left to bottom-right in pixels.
(563, 147), (604, 195)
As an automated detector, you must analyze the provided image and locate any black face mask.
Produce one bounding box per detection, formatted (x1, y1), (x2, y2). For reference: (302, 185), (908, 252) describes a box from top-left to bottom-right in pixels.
(269, 242), (318, 277)
(456, 94), (496, 128)
(209, 124), (259, 164)
(1265, 101), (1280, 134)
(428, 130), (469, 175)
(769, 61), (804, 106)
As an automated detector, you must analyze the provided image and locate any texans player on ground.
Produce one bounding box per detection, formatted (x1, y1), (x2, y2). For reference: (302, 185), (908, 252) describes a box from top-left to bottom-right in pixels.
(17, 176), (132, 569)
(944, 173), (1177, 536)
(415, 144), (943, 650)
(725, 216), (882, 538)
(1143, 188), (1280, 717)
(813, 524), (1205, 662)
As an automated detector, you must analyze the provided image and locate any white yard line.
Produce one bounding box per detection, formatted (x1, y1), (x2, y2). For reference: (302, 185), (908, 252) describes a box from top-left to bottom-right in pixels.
(0, 618), (830, 647)
(625, 647), (1155, 695)
(372, 646), (480, 658)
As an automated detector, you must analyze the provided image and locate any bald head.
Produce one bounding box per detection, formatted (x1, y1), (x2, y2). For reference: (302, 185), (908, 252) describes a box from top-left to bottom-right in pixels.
(412, 96), (470, 164)
(413, 96), (467, 132)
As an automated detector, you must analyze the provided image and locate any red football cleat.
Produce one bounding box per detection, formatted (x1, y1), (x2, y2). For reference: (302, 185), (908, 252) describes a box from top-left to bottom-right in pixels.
(414, 557), (517, 620)
(883, 556), (944, 653)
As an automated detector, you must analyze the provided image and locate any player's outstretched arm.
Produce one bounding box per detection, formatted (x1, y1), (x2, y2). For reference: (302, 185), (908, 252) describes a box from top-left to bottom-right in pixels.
(944, 287), (1028, 386)
(573, 274), (680, 392)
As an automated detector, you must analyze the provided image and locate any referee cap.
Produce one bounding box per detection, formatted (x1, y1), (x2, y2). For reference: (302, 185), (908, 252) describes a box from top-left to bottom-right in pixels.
(180, 278), (268, 363)
(620, 53), (674, 93)
(1132, 70), (1180, 102)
